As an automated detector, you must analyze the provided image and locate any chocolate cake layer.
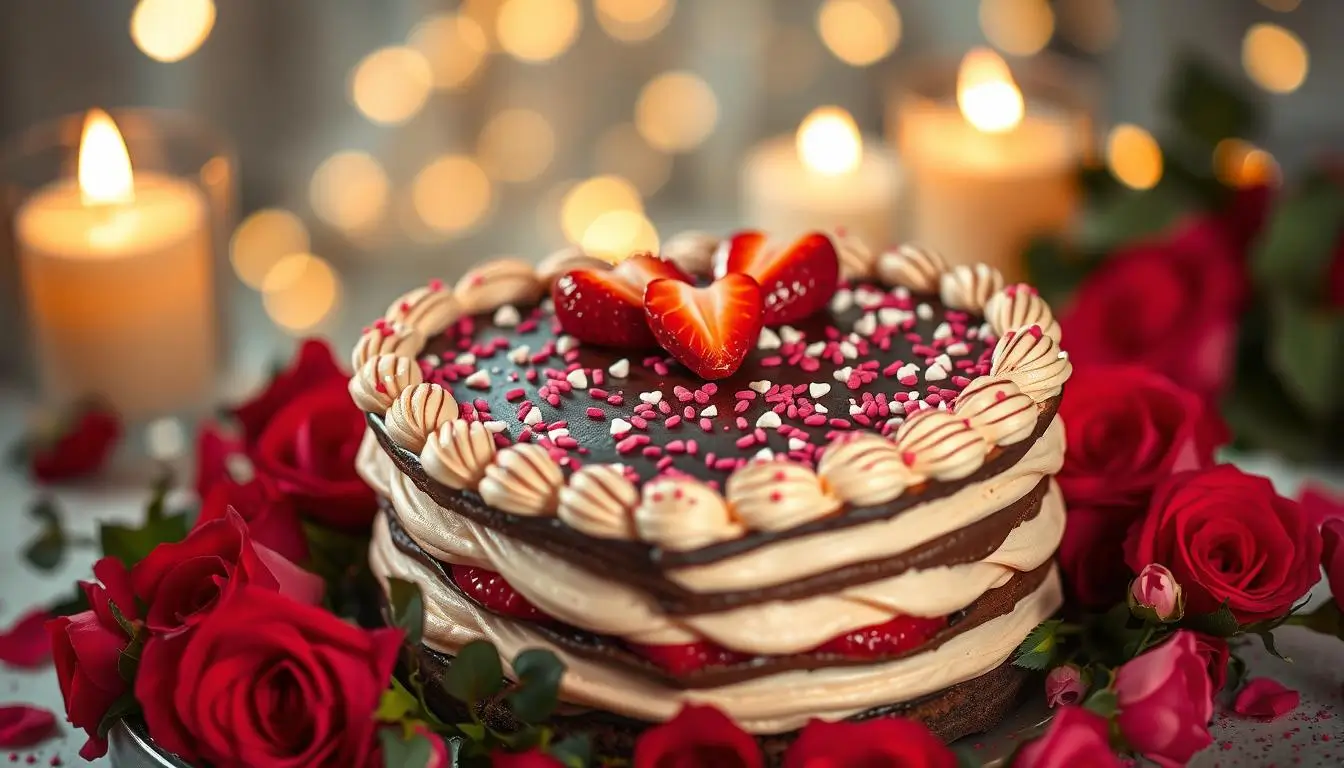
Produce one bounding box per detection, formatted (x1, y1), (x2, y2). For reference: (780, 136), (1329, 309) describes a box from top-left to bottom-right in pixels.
(386, 509), (1052, 688)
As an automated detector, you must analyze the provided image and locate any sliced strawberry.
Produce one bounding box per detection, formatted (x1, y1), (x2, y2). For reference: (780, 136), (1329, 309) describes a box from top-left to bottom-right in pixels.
(614, 252), (693, 287)
(722, 231), (840, 325)
(626, 640), (752, 676)
(643, 274), (764, 380)
(812, 614), (947, 658)
(552, 254), (690, 348)
(450, 565), (546, 621)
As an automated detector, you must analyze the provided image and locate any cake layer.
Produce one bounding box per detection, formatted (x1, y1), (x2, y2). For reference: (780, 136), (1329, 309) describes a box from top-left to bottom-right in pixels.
(370, 509), (1062, 734)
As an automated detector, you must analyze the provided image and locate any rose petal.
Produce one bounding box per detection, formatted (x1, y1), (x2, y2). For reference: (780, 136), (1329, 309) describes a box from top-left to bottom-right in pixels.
(1233, 678), (1300, 721)
(1301, 486), (1344, 527)
(0, 609), (55, 668)
(0, 704), (58, 747)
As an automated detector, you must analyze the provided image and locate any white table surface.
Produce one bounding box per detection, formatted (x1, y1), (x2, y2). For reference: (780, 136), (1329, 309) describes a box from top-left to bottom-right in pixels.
(2, 385), (1343, 767)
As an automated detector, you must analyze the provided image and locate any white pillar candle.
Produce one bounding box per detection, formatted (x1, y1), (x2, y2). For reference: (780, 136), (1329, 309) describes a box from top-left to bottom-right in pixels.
(741, 107), (902, 249)
(15, 110), (215, 419)
(894, 50), (1086, 281)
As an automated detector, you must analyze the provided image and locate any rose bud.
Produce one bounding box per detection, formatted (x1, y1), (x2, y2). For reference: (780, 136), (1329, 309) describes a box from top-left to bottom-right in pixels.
(1128, 563), (1185, 623)
(1044, 664), (1087, 708)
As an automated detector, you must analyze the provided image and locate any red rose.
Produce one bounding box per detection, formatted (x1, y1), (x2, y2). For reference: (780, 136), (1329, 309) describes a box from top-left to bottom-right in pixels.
(45, 558), (138, 759)
(633, 705), (761, 768)
(131, 508), (322, 635)
(26, 403), (122, 484)
(1301, 484), (1344, 527)
(1125, 465), (1321, 624)
(1012, 706), (1120, 768)
(196, 463), (309, 564)
(1061, 218), (1247, 399)
(1191, 633), (1231, 695)
(492, 749), (565, 767)
(252, 383), (377, 531)
(1057, 505), (1139, 610)
(1114, 631), (1213, 767)
(231, 338), (346, 446)
(193, 420), (243, 499)
(1321, 519), (1344, 612)
(135, 585), (402, 767)
(783, 717), (956, 767)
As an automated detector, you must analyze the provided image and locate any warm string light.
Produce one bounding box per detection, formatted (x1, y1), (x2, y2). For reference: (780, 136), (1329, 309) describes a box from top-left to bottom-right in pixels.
(261, 253), (341, 333)
(581, 210), (660, 263)
(635, 72), (719, 153)
(229, 209), (310, 289)
(412, 155), (495, 236)
(408, 13), (490, 91)
(309, 151), (390, 235)
(560, 176), (643, 244)
(956, 49), (1025, 134)
(349, 47), (434, 125)
(130, 0), (215, 62)
(497, 0), (582, 62)
(1242, 23), (1309, 93)
(796, 107), (863, 176)
(595, 0), (676, 43)
(1105, 124), (1163, 191)
(816, 0), (902, 67)
(979, 0), (1055, 57)
(478, 109), (556, 183)
(1214, 139), (1280, 188)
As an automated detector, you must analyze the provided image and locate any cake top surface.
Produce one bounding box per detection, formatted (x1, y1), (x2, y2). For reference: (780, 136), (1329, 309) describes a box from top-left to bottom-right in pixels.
(348, 230), (1071, 554)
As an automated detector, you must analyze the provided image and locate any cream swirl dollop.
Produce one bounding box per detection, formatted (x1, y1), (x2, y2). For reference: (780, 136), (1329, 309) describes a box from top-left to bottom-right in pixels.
(817, 434), (916, 506)
(660, 231), (720, 277)
(984, 285), (1060, 341)
(635, 477), (744, 551)
(726, 461), (840, 531)
(895, 410), (987, 481)
(558, 464), (639, 539)
(831, 229), (875, 281)
(990, 326), (1073, 402)
(454, 259), (543, 315)
(351, 321), (426, 371)
(876, 244), (948, 293)
(385, 383), (459, 452)
(420, 420), (497, 490)
(536, 246), (611, 287)
(479, 443), (563, 517)
(349, 354), (424, 414)
(954, 377), (1038, 446)
(940, 264), (1005, 311)
(385, 283), (461, 336)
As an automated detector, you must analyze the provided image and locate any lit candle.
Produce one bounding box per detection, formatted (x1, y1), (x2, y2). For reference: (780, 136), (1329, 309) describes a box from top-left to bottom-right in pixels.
(895, 49), (1086, 279)
(741, 106), (902, 250)
(16, 109), (215, 419)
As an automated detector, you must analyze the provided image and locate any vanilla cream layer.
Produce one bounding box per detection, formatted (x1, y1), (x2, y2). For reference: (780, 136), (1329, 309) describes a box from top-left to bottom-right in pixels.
(379, 437), (1064, 650)
(370, 513), (1063, 734)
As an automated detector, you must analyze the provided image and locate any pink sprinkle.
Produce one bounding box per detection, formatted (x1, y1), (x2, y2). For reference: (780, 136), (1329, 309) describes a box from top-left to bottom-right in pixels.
(686, 440), (699, 455)
(667, 440), (687, 453)
(590, 388), (609, 399)
(505, 388), (526, 402)
(803, 414), (828, 426)
(631, 416), (649, 429)
(703, 383), (719, 395)
(658, 400), (673, 415)
(735, 417), (749, 430)
(657, 457), (675, 471)
(760, 356), (783, 367)
(607, 395), (625, 406)
(586, 407), (605, 420)
(735, 390), (757, 400)
(674, 385), (694, 402)
(714, 457), (738, 471)
(556, 436), (579, 449)
(684, 405), (696, 419)
(654, 362), (670, 376)
(699, 418), (714, 432)
(734, 400), (751, 414)
(693, 390), (710, 405)
(736, 435), (757, 449)
(664, 415), (683, 428)
(546, 393), (561, 407)
(642, 446), (662, 458)
(593, 370), (605, 386)
(518, 428), (533, 442)
(616, 436), (643, 454)
(952, 376), (972, 388)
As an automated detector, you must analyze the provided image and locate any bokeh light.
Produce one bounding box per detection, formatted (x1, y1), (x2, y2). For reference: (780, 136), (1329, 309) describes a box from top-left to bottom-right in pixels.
(261, 253), (341, 333)
(816, 0), (902, 67)
(1053, 0), (1118, 53)
(979, 0), (1055, 57)
(478, 109), (556, 183)
(349, 46), (434, 125)
(594, 123), (672, 197)
(309, 151), (390, 234)
(1242, 23), (1309, 94)
(1214, 138), (1281, 189)
(595, 0), (676, 43)
(408, 13), (490, 90)
(229, 209), (310, 289)
(560, 176), (643, 244)
(130, 0), (216, 63)
(635, 72), (719, 153)
(497, 0), (582, 62)
(413, 155), (495, 236)
(796, 107), (862, 176)
(581, 210), (660, 262)
(1105, 124), (1163, 191)
(462, 0), (508, 50)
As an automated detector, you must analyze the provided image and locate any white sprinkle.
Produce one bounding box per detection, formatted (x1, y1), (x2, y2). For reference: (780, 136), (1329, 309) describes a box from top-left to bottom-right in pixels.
(608, 358), (630, 378)
(855, 287), (885, 308)
(483, 420), (507, 433)
(909, 390), (921, 400)
(833, 366), (854, 382)
(540, 297), (555, 313)
(893, 286), (911, 301)
(937, 400), (949, 410)
(979, 322), (995, 337)
(757, 327), (782, 350)
(815, 404), (828, 414)
(700, 405), (718, 418)
(916, 303), (934, 320)
(523, 408), (543, 426)
(788, 437), (807, 452)
(508, 345), (531, 364)
(610, 418), (633, 437)
(839, 341), (858, 359)
(896, 363), (920, 381)
(557, 335), (579, 354)
(548, 428), (570, 439)
(933, 322), (952, 340)
(749, 380), (772, 394)
(853, 313), (877, 336)
(1059, 350), (1070, 360)
(779, 326), (804, 344)
(754, 448), (776, 461)
(423, 354), (442, 367)
(804, 341), (826, 357)
(566, 369), (588, 390)
(639, 390), (663, 405)
(925, 363), (948, 381)
(455, 352), (477, 366)
(885, 416), (905, 429)
(464, 370), (491, 389)
(493, 305), (521, 328)
(849, 402), (864, 416)
(878, 308), (911, 327)
(935, 353), (953, 371)
(945, 342), (970, 356)
(755, 411), (782, 429)
(809, 382), (831, 398)
(830, 289), (854, 314)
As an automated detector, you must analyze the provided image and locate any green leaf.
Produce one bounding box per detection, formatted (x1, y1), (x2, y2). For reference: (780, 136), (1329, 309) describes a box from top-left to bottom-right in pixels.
(98, 512), (190, 569)
(387, 578), (426, 647)
(1226, 652), (1249, 695)
(456, 722), (487, 742)
(23, 524), (65, 571)
(506, 649), (566, 723)
(106, 600), (139, 639)
(1083, 688), (1119, 719)
(443, 640), (505, 706)
(377, 679), (423, 723)
(1267, 302), (1344, 420)
(302, 519), (372, 586)
(1013, 619), (1062, 671)
(1165, 55), (1259, 149)
(144, 471), (175, 523)
(95, 691), (141, 739)
(1179, 603), (1240, 638)
(1079, 182), (1191, 252)
(1251, 182), (1344, 296)
(954, 745), (985, 768)
(1254, 629), (1290, 662)
(549, 733), (592, 768)
(1284, 599), (1344, 638)
(378, 727), (435, 768)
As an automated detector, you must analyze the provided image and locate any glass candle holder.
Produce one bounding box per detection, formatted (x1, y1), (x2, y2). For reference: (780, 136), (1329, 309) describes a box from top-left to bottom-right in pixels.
(886, 51), (1095, 281)
(1, 108), (236, 421)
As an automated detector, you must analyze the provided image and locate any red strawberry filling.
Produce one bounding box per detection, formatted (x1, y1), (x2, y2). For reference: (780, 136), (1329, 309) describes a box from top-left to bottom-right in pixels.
(451, 566), (950, 675)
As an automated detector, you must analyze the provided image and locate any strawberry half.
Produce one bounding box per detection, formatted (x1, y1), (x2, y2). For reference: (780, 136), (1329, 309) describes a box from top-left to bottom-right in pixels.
(721, 231), (839, 325)
(643, 274), (763, 380)
(551, 254), (691, 348)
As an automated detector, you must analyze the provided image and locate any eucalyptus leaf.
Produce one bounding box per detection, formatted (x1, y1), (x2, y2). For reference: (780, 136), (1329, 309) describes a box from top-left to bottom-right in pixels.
(379, 727), (435, 768)
(549, 733), (593, 768)
(443, 640), (505, 706)
(1267, 301), (1344, 420)
(377, 679), (423, 723)
(506, 649), (566, 723)
(387, 577), (425, 646)
(1251, 183), (1344, 296)
(1083, 688), (1119, 719)
(23, 525), (65, 571)
(1179, 603), (1240, 638)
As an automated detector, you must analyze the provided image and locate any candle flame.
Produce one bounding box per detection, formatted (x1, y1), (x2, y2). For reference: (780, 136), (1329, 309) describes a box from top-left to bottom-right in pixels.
(956, 48), (1024, 134)
(796, 106), (863, 176)
(78, 109), (135, 206)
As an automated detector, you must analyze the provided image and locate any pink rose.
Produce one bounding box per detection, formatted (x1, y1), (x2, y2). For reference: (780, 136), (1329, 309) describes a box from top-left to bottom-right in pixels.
(1012, 706), (1121, 768)
(1044, 665), (1085, 709)
(1114, 631), (1214, 767)
(1129, 563), (1184, 622)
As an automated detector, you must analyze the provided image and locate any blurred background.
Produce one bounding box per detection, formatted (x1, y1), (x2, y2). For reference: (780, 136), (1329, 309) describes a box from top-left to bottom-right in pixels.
(1, 0), (1341, 460)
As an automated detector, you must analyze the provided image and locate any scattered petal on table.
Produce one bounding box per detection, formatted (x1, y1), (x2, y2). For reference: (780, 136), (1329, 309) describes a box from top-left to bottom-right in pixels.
(1233, 678), (1300, 721)
(0, 704), (58, 747)
(0, 609), (53, 668)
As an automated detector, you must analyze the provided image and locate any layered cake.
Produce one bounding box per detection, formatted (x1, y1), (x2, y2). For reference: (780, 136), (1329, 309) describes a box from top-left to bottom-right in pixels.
(353, 230), (1070, 755)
